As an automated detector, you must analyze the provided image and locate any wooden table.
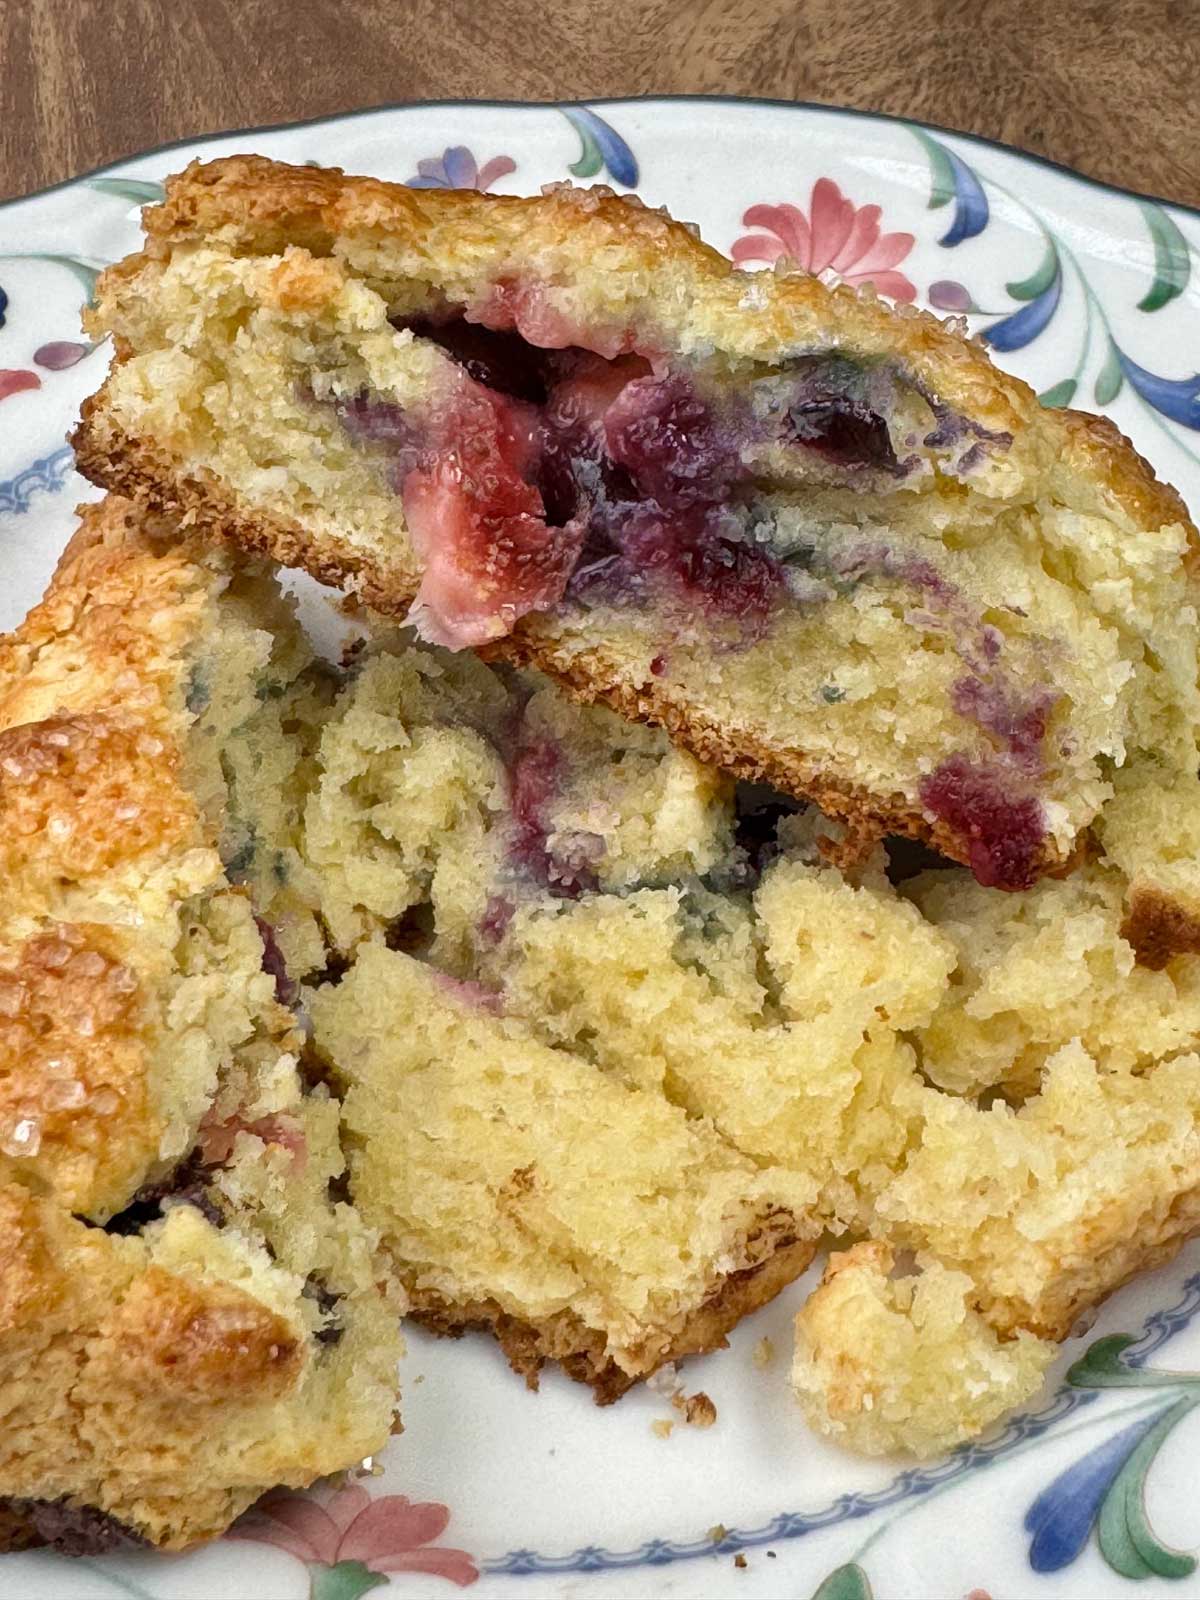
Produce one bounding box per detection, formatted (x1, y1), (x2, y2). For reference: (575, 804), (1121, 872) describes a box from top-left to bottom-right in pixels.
(3, 0), (1197, 208)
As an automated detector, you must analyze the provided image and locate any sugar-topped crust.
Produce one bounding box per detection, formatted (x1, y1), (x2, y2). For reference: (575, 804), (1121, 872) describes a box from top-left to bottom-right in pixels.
(0, 500), (401, 1553)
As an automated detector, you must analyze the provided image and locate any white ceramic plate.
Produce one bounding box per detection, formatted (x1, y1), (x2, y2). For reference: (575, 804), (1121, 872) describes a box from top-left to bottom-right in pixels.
(3, 98), (1200, 1600)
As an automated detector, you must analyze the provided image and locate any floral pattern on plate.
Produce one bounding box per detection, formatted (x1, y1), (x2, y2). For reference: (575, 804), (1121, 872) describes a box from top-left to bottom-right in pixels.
(731, 179), (917, 301)
(230, 1484), (478, 1596)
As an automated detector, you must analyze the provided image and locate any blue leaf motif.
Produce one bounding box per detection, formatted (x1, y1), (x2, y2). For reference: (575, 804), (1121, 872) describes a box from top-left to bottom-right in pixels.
(440, 146), (478, 189)
(559, 107), (639, 187)
(982, 269), (1062, 353)
(0, 284), (6, 328)
(910, 128), (989, 246)
(1116, 349), (1200, 430)
(1024, 1405), (1177, 1573)
(937, 146), (989, 246)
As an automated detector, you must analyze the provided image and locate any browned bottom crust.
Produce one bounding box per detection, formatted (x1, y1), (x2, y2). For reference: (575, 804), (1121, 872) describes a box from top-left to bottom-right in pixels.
(1120, 885), (1200, 971)
(72, 411), (1074, 883)
(406, 1236), (817, 1405)
(488, 630), (1071, 881)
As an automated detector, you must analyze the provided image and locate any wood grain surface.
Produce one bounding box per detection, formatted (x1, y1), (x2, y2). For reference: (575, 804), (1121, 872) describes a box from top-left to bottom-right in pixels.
(2, 0), (1197, 206)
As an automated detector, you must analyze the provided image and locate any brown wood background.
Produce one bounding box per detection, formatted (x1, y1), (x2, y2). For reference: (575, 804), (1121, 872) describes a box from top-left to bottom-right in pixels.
(2, 0), (1198, 207)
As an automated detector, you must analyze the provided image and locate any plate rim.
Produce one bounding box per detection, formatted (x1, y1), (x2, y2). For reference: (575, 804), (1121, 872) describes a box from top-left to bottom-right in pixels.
(4, 93), (1198, 225)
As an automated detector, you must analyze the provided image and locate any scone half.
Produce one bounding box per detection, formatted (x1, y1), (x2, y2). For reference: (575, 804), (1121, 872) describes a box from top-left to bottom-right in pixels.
(73, 156), (1200, 890)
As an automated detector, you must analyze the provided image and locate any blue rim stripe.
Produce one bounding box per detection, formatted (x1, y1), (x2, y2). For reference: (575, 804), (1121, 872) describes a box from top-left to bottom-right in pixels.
(0, 446), (75, 517)
(482, 1271), (1200, 1576)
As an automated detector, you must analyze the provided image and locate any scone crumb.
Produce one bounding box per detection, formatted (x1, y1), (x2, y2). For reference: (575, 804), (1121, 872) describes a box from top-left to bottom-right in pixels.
(677, 1390), (717, 1428)
(752, 1336), (775, 1369)
(734, 1553), (748, 1569)
(708, 1524), (728, 1543)
(651, 1419), (675, 1439)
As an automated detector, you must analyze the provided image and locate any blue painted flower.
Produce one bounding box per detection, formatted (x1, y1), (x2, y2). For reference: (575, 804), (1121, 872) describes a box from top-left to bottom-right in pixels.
(1024, 1406), (1175, 1572)
(982, 269), (1062, 353)
(1116, 348), (1200, 430)
(558, 106), (638, 187)
(911, 128), (988, 247)
(406, 147), (516, 191)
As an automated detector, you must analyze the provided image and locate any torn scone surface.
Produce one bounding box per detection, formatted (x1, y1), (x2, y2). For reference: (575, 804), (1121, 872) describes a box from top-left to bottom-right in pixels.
(12, 493), (1200, 1513)
(280, 614), (1200, 1445)
(74, 155), (1200, 888)
(0, 500), (401, 1553)
(310, 945), (818, 1402)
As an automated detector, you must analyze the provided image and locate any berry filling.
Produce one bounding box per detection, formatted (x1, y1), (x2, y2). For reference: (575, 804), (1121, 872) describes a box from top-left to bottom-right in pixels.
(334, 306), (1018, 651)
(1, 1498), (148, 1557)
(507, 737), (601, 897)
(101, 1151), (224, 1236)
(752, 355), (906, 476)
(302, 1274), (345, 1347)
(255, 914), (298, 1006)
(919, 756), (1045, 891)
(342, 318), (1002, 648)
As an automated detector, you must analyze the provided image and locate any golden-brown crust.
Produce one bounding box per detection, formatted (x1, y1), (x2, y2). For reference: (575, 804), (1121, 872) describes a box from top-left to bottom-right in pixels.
(109, 1268), (304, 1400)
(71, 403), (414, 607)
(0, 496), (215, 734)
(0, 1181), (313, 1551)
(0, 924), (157, 1217)
(0, 498), (230, 1219)
(0, 712), (198, 911)
(987, 1180), (1200, 1343)
(407, 1233), (816, 1405)
(1120, 885), (1200, 971)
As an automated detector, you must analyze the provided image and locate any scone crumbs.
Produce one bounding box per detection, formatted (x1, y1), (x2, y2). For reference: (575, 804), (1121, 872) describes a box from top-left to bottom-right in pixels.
(734, 1553), (748, 1569)
(677, 1390), (717, 1428)
(752, 1336), (775, 1368)
(651, 1419), (675, 1439)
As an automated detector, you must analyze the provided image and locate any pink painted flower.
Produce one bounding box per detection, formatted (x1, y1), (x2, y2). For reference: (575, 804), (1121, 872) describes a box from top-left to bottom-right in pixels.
(0, 369), (41, 403)
(732, 179), (916, 302)
(230, 1483), (479, 1593)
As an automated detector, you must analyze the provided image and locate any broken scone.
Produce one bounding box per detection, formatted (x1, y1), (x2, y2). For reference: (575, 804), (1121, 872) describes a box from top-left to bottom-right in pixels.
(74, 156), (1200, 889)
(311, 947), (817, 1403)
(0, 499), (400, 1553)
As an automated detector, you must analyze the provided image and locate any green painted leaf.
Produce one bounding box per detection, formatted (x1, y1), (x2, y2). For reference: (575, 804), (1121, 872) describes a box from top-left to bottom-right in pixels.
(1038, 378), (1078, 408)
(812, 1562), (874, 1600)
(37, 254), (101, 309)
(1070, 1333), (1200, 1389)
(1098, 1396), (1199, 1580)
(910, 126), (955, 210)
(1068, 1334), (1140, 1386)
(1094, 342), (1124, 406)
(0, 252), (102, 308)
(310, 1560), (389, 1600)
(1006, 239), (1059, 301)
(561, 109), (603, 179)
(86, 177), (165, 203)
(1137, 201), (1191, 312)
